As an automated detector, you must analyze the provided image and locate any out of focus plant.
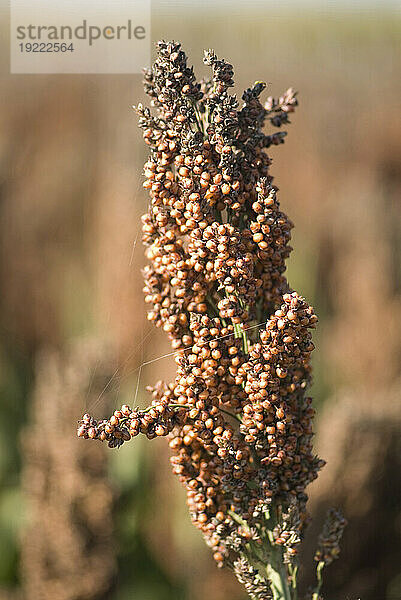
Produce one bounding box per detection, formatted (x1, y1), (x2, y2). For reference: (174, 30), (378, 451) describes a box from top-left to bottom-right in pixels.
(78, 41), (347, 600)
(23, 342), (116, 600)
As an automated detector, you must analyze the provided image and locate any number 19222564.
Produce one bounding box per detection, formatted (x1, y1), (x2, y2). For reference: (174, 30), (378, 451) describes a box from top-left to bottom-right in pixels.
(19, 42), (74, 52)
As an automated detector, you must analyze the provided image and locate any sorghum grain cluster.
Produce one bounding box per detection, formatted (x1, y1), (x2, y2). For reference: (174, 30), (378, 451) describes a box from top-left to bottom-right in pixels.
(78, 41), (345, 600)
(314, 508), (347, 566)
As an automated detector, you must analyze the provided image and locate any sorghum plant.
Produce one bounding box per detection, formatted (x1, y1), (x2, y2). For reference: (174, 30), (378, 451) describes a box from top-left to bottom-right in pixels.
(25, 343), (116, 600)
(78, 41), (346, 600)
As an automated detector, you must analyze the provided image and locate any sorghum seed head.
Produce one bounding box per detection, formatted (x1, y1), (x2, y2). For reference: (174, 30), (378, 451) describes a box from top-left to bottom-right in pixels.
(79, 41), (328, 582)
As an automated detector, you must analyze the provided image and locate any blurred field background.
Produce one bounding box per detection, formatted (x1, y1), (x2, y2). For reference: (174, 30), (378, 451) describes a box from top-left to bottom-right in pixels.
(0, 1), (400, 599)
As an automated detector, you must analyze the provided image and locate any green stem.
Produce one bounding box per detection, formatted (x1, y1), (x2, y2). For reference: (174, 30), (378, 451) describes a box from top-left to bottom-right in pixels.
(264, 527), (292, 600)
(228, 508), (249, 529)
(241, 325), (249, 355)
(288, 564), (298, 600)
(266, 552), (292, 600)
(262, 507), (293, 600)
(311, 561), (325, 600)
(229, 505), (293, 600)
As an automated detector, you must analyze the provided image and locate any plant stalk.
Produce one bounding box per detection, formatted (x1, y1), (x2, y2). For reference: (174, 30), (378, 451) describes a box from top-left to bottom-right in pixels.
(266, 545), (292, 600)
(311, 561), (325, 600)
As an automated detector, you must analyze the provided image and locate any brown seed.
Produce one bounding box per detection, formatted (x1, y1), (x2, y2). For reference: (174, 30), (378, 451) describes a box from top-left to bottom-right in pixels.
(87, 427), (97, 439)
(276, 367), (287, 378)
(77, 425), (87, 437)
